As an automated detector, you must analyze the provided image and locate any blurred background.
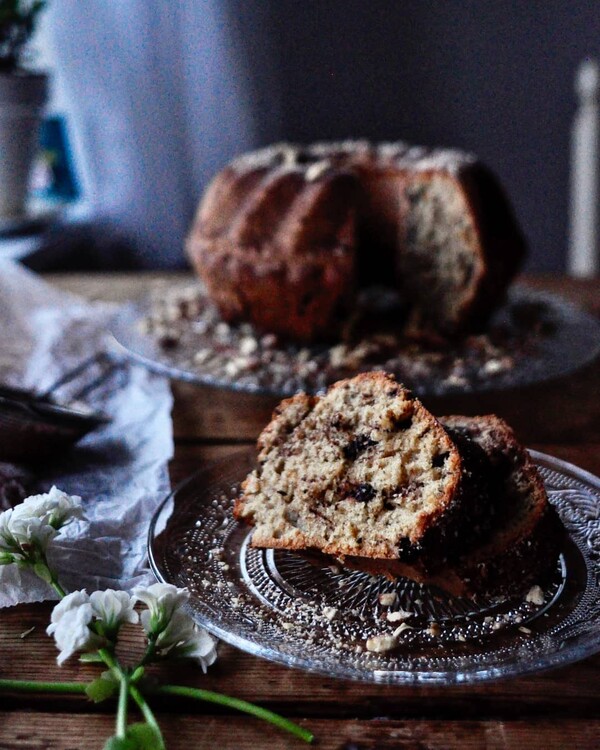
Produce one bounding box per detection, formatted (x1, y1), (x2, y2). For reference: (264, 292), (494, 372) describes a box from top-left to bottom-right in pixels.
(3, 0), (600, 273)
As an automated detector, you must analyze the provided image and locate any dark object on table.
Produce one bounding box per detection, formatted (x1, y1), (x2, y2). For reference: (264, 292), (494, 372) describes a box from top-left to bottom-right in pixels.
(0, 383), (109, 464)
(0, 461), (33, 510)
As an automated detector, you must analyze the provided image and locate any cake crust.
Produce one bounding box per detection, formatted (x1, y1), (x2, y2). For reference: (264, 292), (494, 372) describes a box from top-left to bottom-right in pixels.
(187, 141), (526, 342)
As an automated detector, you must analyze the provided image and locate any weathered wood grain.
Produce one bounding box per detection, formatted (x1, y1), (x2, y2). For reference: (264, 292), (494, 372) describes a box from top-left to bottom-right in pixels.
(2, 604), (600, 720)
(0, 713), (598, 750)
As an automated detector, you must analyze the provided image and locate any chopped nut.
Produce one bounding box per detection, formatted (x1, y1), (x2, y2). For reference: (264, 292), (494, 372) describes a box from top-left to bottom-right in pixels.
(427, 622), (441, 637)
(518, 626), (532, 635)
(322, 606), (338, 621)
(329, 344), (349, 368)
(239, 336), (258, 355)
(386, 609), (413, 623)
(483, 358), (506, 375)
(366, 633), (398, 653)
(525, 585), (544, 606)
(378, 593), (398, 607)
(224, 360), (241, 377)
(444, 374), (468, 387)
(193, 348), (212, 364)
(214, 322), (231, 339)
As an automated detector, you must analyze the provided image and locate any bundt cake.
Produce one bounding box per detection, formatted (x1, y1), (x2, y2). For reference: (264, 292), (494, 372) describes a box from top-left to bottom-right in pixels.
(187, 141), (527, 342)
(234, 373), (563, 598)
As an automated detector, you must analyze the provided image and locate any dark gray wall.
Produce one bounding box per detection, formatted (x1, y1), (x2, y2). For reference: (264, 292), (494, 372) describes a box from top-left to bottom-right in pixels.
(231, 0), (600, 273)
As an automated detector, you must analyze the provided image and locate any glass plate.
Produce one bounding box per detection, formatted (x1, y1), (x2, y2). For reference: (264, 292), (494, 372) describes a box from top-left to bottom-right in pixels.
(111, 284), (600, 398)
(148, 450), (600, 685)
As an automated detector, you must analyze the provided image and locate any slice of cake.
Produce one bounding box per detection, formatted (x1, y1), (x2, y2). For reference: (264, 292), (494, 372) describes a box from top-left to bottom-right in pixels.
(234, 373), (563, 599)
(341, 415), (563, 597)
(234, 372), (491, 561)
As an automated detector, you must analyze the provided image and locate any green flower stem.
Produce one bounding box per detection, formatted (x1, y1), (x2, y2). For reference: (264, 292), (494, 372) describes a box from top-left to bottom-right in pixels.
(50, 578), (66, 599)
(116, 673), (129, 739)
(0, 678), (87, 695)
(155, 685), (314, 744)
(98, 647), (119, 671)
(129, 684), (164, 745)
(139, 634), (157, 666)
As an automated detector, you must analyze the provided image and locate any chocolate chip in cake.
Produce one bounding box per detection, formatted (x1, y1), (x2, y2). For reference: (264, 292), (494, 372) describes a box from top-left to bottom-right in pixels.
(343, 435), (377, 460)
(432, 451), (449, 468)
(353, 483), (376, 503)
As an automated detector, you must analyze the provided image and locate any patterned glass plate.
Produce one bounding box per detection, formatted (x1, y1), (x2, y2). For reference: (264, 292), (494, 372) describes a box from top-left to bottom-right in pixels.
(148, 450), (600, 685)
(111, 284), (600, 398)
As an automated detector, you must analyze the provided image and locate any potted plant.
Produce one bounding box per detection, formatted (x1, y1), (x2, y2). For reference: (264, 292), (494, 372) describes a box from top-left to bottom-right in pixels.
(0, 0), (48, 219)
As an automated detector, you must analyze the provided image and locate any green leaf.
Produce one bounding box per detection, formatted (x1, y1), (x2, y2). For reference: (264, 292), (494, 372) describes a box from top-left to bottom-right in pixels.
(85, 676), (117, 704)
(126, 723), (165, 750)
(103, 738), (137, 750)
(102, 724), (164, 750)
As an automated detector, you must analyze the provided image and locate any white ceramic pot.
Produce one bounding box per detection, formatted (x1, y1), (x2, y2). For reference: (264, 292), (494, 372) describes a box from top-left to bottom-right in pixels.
(0, 72), (48, 218)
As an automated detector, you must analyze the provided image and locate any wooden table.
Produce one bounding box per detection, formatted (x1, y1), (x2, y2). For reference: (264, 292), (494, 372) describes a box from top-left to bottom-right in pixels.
(1, 272), (599, 749)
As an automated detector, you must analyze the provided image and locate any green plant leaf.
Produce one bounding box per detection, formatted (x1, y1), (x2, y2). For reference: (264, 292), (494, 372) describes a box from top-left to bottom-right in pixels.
(102, 737), (137, 750)
(85, 676), (117, 704)
(126, 723), (165, 750)
(102, 724), (164, 750)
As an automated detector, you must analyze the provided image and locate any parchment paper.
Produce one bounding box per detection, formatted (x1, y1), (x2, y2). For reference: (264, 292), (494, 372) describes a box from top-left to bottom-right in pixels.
(0, 260), (174, 606)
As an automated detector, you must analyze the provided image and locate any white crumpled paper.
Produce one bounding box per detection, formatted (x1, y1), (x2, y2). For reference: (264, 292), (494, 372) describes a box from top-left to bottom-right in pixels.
(0, 260), (174, 607)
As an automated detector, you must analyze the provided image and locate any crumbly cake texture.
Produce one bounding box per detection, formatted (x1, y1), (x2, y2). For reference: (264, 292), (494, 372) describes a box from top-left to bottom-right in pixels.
(234, 374), (563, 599)
(236, 372), (476, 559)
(187, 140), (526, 342)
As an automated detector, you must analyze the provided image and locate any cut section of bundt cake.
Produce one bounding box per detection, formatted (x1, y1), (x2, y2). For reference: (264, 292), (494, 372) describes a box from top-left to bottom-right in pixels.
(234, 374), (563, 599)
(187, 141), (526, 342)
(234, 372), (487, 560)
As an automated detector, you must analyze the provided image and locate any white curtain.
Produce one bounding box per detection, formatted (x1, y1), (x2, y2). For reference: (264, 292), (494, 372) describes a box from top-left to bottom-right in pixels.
(45, 0), (281, 267)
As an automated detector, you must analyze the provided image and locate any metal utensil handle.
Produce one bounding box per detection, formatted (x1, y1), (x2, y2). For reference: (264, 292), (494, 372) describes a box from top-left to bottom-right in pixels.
(37, 351), (123, 402)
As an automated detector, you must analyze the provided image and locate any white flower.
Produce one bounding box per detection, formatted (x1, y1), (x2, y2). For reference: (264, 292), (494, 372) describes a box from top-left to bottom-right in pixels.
(162, 611), (217, 672)
(46, 590), (100, 665)
(179, 627), (218, 672)
(0, 487), (83, 560)
(133, 582), (217, 671)
(150, 609), (217, 672)
(13, 486), (83, 529)
(133, 583), (190, 634)
(8, 515), (58, 550)
(90, 589), (138, 634)
(0, 508), (15, 553)
(0, 508), (57, 557)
